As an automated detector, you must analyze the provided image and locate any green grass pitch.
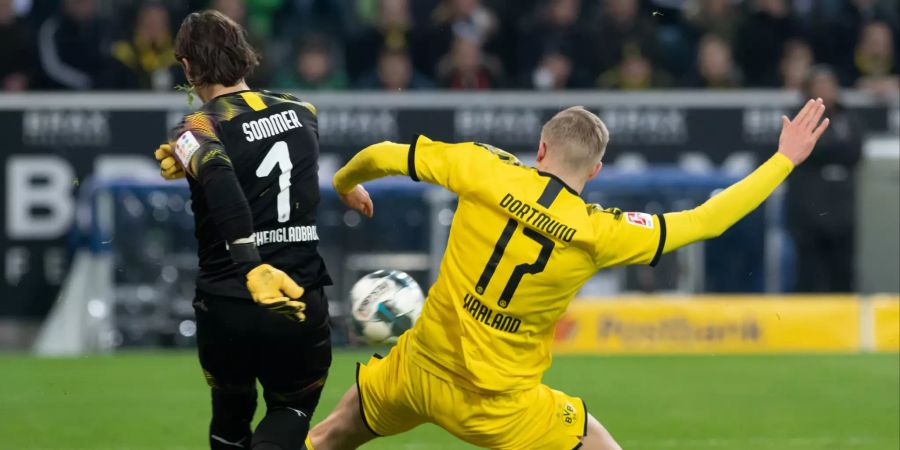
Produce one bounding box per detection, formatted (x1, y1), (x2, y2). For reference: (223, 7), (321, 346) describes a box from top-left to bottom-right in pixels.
(1, 351), (897, 449)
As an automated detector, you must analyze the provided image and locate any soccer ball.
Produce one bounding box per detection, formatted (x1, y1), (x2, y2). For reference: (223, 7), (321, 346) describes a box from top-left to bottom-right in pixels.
(350, 270), (424, 344)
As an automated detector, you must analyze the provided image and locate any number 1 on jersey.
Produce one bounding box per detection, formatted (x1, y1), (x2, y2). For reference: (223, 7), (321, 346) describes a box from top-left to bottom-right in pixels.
(256, 141), (292, 222)
(476, 218), (555, 308)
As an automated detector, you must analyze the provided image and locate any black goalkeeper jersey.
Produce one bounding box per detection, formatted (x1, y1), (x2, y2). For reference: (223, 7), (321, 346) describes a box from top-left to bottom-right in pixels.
(170, 90), (332, 299)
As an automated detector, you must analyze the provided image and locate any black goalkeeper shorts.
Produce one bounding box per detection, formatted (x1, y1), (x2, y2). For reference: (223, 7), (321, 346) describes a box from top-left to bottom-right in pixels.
(193, 287), (332, 411)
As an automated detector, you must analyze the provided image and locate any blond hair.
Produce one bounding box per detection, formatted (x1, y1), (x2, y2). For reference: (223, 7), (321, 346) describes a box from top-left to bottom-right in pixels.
(540, 106), (609, 171)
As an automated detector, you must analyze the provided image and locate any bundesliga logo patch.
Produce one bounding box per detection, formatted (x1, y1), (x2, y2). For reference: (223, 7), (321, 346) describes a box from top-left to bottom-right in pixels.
(175, 131), (201, 166)
(625, 212), (654, 229)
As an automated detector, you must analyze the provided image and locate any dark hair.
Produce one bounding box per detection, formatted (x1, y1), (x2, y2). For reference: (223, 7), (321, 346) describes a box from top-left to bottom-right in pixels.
(174, 10), (259, 87)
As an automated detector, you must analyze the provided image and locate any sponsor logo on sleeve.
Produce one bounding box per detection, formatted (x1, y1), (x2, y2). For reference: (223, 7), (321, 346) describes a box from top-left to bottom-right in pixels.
(625, 212), (654, 229)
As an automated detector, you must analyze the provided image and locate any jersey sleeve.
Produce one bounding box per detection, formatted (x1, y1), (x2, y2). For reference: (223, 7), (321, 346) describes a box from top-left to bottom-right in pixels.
(590, 207), (666, 269)
(333, 135), (519, 196)
(171, 111), (225, 178)
(410, 136), (521, 195)
(661, 152), (793, 254)
(589, 152), (794, 269)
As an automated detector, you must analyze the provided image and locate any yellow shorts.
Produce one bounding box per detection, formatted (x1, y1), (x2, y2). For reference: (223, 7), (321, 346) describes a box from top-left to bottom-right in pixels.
(356, 334), (587, 449)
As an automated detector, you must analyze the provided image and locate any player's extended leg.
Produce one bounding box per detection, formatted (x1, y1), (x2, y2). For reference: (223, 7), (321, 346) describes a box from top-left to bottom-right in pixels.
(253, 288), (333, 450)
(579, 413), (624, 450)
(307, 384), (377, 450)
(312, 336), (427, 449)
(194, 296), (258, 449)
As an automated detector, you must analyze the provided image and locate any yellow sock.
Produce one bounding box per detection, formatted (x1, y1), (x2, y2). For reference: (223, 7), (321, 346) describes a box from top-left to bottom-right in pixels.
(305, 435), (315, 450)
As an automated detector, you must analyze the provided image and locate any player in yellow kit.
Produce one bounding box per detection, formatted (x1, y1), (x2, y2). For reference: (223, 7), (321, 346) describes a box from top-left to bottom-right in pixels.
(308, 99), (830, 450)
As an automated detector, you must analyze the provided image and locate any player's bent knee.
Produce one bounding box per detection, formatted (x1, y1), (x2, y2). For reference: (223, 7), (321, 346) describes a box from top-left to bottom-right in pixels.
(210, 385), (257, 424)
(252, 406), (311, 450)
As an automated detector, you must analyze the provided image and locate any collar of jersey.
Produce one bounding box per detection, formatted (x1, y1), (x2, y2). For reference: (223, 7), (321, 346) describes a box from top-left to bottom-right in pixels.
(536, 170), (580, 197)
(205, 89), (255, 105)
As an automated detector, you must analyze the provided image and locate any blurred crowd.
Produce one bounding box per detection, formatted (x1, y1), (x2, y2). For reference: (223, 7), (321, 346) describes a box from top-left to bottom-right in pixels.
(0, 0), (898, 95)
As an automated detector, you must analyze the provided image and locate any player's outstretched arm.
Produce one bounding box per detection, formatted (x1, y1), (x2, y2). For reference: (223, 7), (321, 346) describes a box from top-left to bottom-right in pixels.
(662, 98), (830, 254)
(334, 136), (508, 218)
(332, 141), (410, 218)
(333, 141), (410, 190)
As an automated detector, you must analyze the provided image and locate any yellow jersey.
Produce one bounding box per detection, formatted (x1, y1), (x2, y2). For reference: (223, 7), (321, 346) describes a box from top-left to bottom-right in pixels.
(333, 135), (794, 392)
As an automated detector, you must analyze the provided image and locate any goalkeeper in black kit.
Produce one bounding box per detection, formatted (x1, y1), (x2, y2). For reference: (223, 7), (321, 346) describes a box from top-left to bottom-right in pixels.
(154, 10), (331, 450)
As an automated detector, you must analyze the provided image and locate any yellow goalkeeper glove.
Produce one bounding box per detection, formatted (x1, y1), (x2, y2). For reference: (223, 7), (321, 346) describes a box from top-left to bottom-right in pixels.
(154, 143), (186, 180)
(246, 264), (307, 322)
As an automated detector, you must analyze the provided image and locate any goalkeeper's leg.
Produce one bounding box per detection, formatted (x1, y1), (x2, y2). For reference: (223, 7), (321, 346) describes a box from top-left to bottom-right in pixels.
(209, 384), (257, 449)
(194, 294), (259, 449)
(252, 376), (328, 450)
(253, 287), (332, 449)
